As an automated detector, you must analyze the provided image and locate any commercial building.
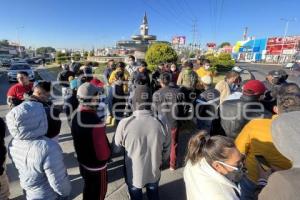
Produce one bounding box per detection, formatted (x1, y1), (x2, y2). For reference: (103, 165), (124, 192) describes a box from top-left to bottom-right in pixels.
(232, 35), (300, 63)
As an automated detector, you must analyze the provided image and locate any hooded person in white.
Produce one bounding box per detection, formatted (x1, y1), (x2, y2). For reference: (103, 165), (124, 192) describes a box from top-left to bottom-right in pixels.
(184, 133), (244, 200)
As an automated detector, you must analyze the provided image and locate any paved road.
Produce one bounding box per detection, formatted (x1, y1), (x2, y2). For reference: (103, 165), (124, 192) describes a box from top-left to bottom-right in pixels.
(1, 67), (188, 200)
(1, 63), (297, 200)
(237, 62), (300, 84)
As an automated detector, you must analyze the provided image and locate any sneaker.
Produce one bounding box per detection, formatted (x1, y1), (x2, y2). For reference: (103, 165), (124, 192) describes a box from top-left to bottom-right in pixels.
(105, 116), (112, 125)
(169, 167), (176, 171)
(107, 117), (115, 127)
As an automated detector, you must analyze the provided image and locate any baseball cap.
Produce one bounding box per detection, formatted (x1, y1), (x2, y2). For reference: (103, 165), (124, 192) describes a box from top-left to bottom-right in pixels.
(242, 80), (266, 96)
(268, 70), (280, 78)
(201, 75), (212, 85)
(77, 82), (101, 100)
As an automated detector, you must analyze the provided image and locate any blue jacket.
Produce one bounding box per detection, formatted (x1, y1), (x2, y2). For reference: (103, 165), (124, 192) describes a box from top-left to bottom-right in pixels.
(6, 101), (71, 200)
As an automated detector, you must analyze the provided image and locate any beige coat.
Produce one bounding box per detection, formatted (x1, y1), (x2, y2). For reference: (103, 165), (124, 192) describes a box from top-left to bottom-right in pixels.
(259, 169), (300, 200)
(184, 158), (240, 200)
(215, 80), (231, 104)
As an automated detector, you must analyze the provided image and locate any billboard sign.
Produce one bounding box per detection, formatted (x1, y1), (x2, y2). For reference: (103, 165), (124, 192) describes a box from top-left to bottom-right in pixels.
(172, 36), (186, 45)
(266, 36), (300, 55)
(207, 43), (216, 48)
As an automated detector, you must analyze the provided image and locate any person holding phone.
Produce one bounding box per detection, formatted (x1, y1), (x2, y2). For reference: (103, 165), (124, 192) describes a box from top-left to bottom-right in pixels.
(235, 85), (300, 200)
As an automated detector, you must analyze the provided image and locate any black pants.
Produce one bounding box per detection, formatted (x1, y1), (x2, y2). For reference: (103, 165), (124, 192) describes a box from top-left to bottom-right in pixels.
(79, 165), (108, 200)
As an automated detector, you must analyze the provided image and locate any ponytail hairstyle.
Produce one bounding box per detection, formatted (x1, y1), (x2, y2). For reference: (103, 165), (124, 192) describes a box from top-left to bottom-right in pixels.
(185, 132), (236, 165)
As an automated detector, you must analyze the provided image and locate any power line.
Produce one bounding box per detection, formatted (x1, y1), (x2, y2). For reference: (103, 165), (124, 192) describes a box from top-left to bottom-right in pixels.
(157, 0), (192, 27)
(142, 0), (191, 30)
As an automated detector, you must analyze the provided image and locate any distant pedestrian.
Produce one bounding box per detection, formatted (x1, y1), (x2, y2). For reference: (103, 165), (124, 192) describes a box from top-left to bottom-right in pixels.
(126, 55), (138, 76)
(184, 133), (243, 200)
(103, 59), (115, 82)
(0, 117), (9, 200)
(7, 71), (33, 108)
(71, 82), (111, 200)
(151, 63), (164, 92)
(170, 63), (180, 86)
(195, 59), (214, 79)
(114, 85), (171, 200)
(7, 101), (71, 200)
(57, 64), (75, 98)
(215, 71), (240, 104)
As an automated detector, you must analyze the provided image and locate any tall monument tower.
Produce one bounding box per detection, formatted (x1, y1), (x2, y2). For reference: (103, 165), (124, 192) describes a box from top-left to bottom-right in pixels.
(132, 12), (156, 42)
(140, 12), (149, 36)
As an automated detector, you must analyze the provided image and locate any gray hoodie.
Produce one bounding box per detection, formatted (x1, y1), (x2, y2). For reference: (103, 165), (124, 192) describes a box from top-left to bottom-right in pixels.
(6, 101), (71, 200)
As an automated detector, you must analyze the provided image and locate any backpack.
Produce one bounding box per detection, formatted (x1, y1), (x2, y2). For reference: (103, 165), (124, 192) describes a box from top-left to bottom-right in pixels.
(182, 69), (197, 88)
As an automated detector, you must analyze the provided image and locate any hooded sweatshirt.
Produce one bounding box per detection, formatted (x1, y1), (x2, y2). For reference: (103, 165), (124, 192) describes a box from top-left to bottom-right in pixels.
(6, 101), (71, 200)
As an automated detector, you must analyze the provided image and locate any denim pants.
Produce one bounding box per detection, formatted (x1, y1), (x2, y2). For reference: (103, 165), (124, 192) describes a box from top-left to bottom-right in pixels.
(240, 176), (257, 200)
(105, 86), (113, 116)
(127, 181), (160, 200)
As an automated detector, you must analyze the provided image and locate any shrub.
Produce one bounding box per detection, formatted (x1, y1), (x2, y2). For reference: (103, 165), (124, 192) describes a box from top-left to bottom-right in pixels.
(145, 43), (178, 71)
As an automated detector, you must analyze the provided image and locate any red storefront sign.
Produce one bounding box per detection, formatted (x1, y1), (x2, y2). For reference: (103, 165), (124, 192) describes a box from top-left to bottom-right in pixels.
(266, 36), (300, 55)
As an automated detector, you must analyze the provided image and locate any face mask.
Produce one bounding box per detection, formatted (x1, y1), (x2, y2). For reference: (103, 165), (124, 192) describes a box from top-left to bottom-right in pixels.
(204, 65), (210, 70)
(216, 161), (245, 183)
(171, 67), (176, 72)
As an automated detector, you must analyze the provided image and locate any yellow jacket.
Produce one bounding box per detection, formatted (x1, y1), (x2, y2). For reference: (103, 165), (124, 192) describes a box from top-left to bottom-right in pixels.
(108, 68), (130, 93)
(235, 116), (292, 183)
(196, 67), (213, 78)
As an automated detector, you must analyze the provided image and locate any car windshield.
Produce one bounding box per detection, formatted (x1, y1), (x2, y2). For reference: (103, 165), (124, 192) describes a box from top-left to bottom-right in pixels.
(10, 65), (30, 70)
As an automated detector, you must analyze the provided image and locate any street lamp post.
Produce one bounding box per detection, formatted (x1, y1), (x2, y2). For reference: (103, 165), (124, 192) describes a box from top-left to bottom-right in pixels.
(16, 26), (24, 57)
(280, 18), (296, 63)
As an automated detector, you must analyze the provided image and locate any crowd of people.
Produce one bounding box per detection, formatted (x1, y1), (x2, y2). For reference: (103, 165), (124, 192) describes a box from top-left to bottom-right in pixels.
(0, 55), (300, 200)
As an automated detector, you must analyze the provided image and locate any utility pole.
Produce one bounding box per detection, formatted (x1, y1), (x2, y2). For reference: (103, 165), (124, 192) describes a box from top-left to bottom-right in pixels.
(16, 26), (24, 57)
(280, 18), (297, 63)
(191, 19), (198, 53)
(243, 27), (248, 41)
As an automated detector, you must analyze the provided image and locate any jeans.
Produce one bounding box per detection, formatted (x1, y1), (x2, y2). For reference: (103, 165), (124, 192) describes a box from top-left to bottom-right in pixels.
(127, 182), (160, 200)
(105, 86), (113, 116)
(240, 176), (257, 200)
(170, 127), (179, 169)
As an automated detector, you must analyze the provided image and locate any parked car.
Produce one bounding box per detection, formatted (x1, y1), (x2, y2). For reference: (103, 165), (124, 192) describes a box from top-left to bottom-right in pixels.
(284, 62), (300, 69)
(0, 58), (11, 67)
(10, 58), (27, 65)
(7, 63), (35, 83)
(284, 62), (300, 78)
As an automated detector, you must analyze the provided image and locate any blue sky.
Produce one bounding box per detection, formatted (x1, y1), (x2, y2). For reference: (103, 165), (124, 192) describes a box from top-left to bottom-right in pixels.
(0, 0), (299, 49)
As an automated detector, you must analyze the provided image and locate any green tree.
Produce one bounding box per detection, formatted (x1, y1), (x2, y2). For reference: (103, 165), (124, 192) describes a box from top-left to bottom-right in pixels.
(145, 43), (178, 71)
(205, 52), (235, 72)
(83, 52), (88, 60)
(72, 53), (81, 61)
(55, 51), (67, 64)
(219, 42), (231, 48)
(0, 40), (9, 46)
(36, 47), (56, 55)
(89, 51), (94, 57)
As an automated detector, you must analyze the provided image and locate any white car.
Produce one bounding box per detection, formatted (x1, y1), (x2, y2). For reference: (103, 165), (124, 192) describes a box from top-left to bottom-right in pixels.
(7, 63), (35, 83)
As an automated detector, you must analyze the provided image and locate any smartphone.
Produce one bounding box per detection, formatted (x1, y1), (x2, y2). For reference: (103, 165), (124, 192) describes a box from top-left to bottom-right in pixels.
(255, 155), (271, 171)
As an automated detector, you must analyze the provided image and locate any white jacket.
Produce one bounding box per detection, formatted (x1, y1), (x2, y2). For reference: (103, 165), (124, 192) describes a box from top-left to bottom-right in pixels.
(184, 158), (241, 200)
